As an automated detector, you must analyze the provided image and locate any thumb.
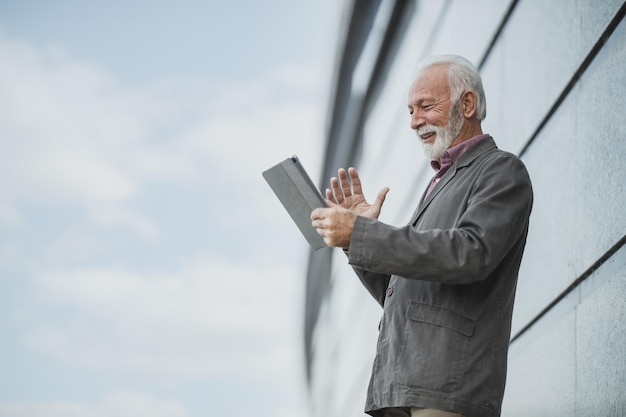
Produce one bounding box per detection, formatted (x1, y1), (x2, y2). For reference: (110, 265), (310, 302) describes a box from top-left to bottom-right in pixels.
(371, 187), (389, 215)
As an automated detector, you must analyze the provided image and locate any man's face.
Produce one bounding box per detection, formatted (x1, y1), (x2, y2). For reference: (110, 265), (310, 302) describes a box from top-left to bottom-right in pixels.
(408, 65), (463, 160)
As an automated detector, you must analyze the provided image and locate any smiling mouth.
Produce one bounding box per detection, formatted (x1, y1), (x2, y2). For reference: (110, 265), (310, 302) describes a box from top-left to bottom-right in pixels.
(421, 132), (436, 141)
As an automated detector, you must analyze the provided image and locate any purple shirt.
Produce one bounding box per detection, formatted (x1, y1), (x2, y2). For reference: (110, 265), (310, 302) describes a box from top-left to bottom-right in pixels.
(426, 134), (491, 196)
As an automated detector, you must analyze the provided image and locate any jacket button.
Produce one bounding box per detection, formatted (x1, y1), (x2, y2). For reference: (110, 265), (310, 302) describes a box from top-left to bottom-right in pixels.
(386, 287), (394, 297)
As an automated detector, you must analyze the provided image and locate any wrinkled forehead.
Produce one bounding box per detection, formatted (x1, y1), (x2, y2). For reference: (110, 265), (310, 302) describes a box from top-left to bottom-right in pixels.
(408, 64), (450, 101)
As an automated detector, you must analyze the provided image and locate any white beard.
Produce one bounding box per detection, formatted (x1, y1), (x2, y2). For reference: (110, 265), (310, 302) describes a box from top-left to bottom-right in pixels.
(419, 125), (456, 161)
(416, 104), (464, 161)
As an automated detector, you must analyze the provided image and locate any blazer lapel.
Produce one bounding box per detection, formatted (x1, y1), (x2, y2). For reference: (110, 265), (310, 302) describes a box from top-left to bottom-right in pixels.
(410, 165), (457, 226)
(410, 137), (497, 227)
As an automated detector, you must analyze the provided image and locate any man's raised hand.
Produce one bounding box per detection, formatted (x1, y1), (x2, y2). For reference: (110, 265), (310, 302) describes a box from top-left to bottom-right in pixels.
(310, 168), (389, 248)
(326, 167), (389, 220)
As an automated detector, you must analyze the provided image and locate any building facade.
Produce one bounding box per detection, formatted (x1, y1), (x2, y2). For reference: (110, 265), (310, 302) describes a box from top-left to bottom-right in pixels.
(304, 1), (626, 416)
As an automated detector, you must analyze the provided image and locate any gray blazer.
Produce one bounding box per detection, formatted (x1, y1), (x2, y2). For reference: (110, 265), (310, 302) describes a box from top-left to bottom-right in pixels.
(347, 137), (533, 417)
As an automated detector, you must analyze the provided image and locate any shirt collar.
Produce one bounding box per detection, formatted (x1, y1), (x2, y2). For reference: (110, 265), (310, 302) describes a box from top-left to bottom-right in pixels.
(431, 133), (490, 172)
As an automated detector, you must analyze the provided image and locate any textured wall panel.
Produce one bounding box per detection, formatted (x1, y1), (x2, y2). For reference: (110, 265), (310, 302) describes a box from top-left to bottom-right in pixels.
(481, 0), (624, 154)
(575, 249), (626, 416)
(504, 246), (626, 416)
(512, 15), (626, 336)
(502, 312), (577, 416)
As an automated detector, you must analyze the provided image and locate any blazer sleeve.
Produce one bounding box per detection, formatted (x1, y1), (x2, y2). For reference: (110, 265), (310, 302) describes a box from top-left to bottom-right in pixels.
(347, 153), (533, 285)
(342, 249), (390, 307)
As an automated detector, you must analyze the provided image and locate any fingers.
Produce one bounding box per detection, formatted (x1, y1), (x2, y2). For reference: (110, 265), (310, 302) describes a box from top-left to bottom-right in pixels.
(330, 176), (342, 203)
(325, 189), (337, 206)
(348, 167), (362, 195)
(310, 206), (355, 248)
(329, 168), (351, 204)
(338, 169), (351, 199)
(311, 209), (331, 243)
(329, 168), (355, 204)
(311, 207), (325, 220)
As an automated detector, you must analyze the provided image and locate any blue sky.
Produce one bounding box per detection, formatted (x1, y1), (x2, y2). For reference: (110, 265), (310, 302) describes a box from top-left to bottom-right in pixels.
(0, 1), (341, 416)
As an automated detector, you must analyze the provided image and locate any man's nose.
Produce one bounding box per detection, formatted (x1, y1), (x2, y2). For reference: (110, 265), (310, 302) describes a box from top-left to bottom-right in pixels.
(410, 112), (425, 131)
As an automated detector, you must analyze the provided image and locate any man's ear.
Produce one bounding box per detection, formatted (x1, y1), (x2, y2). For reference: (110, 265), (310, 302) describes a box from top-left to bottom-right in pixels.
(461, 90), (477, 119)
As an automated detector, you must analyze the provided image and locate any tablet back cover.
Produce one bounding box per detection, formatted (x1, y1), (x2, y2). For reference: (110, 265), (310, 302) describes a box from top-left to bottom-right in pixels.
(262, 156), (327, 250)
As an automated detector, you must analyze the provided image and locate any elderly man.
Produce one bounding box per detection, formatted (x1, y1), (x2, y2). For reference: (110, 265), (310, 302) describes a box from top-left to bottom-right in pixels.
(311, 55), (533, 417)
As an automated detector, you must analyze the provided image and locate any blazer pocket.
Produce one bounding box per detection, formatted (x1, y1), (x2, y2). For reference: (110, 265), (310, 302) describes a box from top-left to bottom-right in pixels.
(406, 301), (475, 337)
(396, 301), (476, 392)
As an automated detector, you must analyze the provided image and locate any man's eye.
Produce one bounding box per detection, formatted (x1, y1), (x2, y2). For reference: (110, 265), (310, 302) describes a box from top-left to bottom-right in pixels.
(423, 104), (433, 110)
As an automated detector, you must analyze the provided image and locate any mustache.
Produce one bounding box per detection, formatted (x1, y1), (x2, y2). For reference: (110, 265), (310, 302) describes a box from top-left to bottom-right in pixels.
(415, 124), (442, 137)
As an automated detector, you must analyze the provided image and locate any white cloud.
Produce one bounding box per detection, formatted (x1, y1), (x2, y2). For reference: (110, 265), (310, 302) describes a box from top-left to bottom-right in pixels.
(40, 229), (101, 265)
(0, 37), (141, 205)
(88, 205), (160, 241)
(0, 35), (325, 242)
(178, 63), (326, 184)
(0, 30), (322, 417)
(28, 255), (305, 386)
(0, 202), (24, 228)
(0, 391), (189, 417)
(0, 241), (22, 268)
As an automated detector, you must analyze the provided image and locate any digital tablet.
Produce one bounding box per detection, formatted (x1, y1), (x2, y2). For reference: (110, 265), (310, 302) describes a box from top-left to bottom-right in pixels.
(262, 156), (328, 250)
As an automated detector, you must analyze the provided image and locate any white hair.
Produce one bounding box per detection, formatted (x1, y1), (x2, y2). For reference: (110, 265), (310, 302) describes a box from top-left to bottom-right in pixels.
(417, 55), (487, 121)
